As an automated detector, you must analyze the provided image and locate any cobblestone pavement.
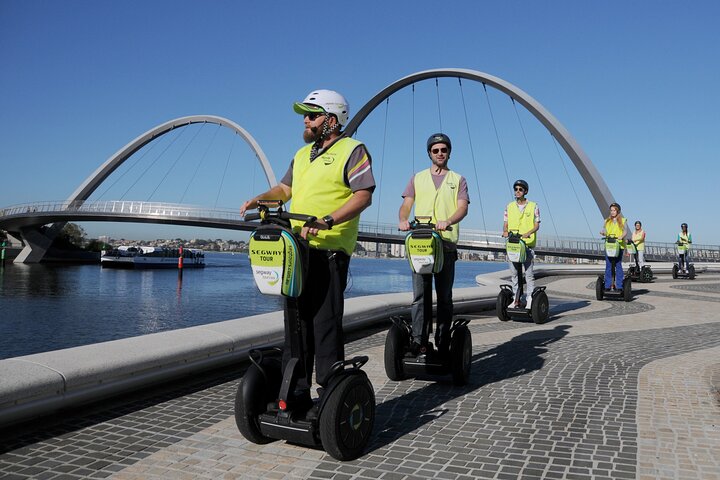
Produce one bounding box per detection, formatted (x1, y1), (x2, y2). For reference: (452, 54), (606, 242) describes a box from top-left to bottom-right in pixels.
(1, 274), (719, 480)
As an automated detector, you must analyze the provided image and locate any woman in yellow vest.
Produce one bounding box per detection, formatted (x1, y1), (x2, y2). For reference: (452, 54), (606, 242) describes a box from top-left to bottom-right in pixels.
(502, 179), (540, 308)
(600, 202), (629, 291)
(676, 222), (693, 272)
(630, 221), (646, 267)
(398, 133), (469, 355)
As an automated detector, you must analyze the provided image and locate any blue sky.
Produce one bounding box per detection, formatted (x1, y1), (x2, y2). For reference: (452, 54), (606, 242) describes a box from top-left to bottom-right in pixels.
(1, 1), (718, 244)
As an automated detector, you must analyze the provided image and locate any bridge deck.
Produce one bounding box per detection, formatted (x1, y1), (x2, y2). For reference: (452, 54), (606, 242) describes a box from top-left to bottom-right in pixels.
(1, 273), (719, 479)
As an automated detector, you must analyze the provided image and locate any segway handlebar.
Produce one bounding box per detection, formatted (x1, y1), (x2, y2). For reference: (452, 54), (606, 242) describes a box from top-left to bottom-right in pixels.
(244, 200), (327, 229)
(406, 216), (452, 231)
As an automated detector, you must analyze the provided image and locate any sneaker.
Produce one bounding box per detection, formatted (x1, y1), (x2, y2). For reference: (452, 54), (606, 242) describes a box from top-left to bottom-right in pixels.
(507, 301), (517, 309)
(526, 299), (533, 310)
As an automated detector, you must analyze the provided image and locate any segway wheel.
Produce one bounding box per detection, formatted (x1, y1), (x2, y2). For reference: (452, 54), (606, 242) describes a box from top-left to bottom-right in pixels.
(450, 326), (472, 386)
(623, 279), (632, 302)
(234, 365), (278, 444)
(672, 264), (678, 279)
(320, 373), (376, 461)
(595, 276), (604, 301)
(384, 323), (407, 381)
(641, 266), (653, 283)
(496, 290), (512, 321)
(531, 291), (550, 324)
(688, 265), (696, 280)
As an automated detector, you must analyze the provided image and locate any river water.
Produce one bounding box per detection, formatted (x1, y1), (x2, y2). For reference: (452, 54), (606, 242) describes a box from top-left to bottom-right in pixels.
(0, 254), (505, 359)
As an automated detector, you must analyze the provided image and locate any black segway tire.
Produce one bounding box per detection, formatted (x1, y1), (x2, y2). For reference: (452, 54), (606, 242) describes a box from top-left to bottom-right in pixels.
(531, 291), (550, 324)
(623, 279), (632, 302)
(235, 364), (280, 444)
(595, 276), (604, 301)
(641, 266), (653, 283)
(450, 326), (472, 386)
(672, 264), (678, 279)
(496, 290), (512, 321)
(384, 323), (407, 381)
(320, 373), (376, 461)
(689, 265), (696, 280)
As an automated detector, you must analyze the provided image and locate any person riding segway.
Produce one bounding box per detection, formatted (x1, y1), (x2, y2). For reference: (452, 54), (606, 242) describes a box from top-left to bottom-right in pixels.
(596, 203), (632, 302)
(389, 133), (471, 385)
(236, 89), (376, 461)
(673, 223), (695, 279)
(625, 220), (653, 283)
(384, 217), (472, 385)
(496, 180), (549, 324)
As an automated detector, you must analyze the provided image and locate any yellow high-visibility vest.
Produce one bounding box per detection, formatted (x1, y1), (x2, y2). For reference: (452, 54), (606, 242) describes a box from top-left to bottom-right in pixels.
(413, 169), (461, 244)
(290, 137), (363, 255)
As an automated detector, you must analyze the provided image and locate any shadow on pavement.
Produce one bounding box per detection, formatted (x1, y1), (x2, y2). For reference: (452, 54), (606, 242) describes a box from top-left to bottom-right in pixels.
(369, 324), (571, 453)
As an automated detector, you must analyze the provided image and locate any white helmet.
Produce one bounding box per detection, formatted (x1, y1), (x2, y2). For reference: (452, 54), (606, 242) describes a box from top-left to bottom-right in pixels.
(293, 89), (349, 127)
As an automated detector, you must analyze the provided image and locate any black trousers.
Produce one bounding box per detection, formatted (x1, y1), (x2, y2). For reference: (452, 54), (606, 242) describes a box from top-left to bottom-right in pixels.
(283, 248), (350, 391)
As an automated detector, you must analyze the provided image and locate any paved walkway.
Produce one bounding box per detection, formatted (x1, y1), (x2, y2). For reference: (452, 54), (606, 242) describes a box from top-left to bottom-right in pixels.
(1, 274), (719, 479)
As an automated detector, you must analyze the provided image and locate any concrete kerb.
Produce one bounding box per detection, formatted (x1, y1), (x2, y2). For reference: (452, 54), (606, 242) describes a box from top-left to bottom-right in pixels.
(2, 262), (719, 429)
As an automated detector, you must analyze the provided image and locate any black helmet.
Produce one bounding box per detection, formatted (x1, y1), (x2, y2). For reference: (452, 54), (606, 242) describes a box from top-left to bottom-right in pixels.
(426, 133), (451, 152)
(513, 179), (529, 193)
(681, 223), (688, 228)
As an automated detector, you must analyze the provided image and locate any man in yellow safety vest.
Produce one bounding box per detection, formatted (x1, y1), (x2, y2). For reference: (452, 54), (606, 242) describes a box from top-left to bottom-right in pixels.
(398, 133), (469, 355)
(240, 89), (375, 406)
(502, 179), (541, 308)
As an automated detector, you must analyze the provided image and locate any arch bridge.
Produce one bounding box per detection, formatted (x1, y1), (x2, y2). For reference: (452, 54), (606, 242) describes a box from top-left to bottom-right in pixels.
(2, 69), (693, 263)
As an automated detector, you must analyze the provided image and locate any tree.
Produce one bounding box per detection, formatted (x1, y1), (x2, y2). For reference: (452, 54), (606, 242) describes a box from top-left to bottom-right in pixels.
(61, 223), (87, 246)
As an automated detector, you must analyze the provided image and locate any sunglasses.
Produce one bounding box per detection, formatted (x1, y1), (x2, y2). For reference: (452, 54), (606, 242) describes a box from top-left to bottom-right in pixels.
(514, 187), (525, 192)
(304, 112), (325, 121)
(431, 147), (448, 154)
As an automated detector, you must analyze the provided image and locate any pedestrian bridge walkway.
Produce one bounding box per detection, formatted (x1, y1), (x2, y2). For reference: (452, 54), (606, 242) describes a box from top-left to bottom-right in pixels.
(1, 266), (719, 479)
(3, 200), (720, 262)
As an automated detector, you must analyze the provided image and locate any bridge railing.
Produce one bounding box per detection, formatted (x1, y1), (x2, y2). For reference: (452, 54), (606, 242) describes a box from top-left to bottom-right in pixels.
(0, 201), (244, 222)
(2, 202), (720, 262)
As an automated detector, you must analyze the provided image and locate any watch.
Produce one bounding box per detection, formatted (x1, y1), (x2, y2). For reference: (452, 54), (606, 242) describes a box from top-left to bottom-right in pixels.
(322, 215), (334, 230)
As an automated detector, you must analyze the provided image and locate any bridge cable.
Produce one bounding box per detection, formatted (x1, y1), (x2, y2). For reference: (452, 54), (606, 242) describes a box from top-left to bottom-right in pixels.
(481, 83), (512, 192)
(214, 133), (236, 209)
(95, 134), (162, 201)
(148, 121), (206, 202)
(374, 98), (390, 227)
(511, 97), (560, 239)
(119, 125), (187, 201)
(551, 133), (595, 238)
(435, 78), (443, 132)
(458, 78), (488, 239)
(180, 123), (221, 204)
(412, 84), (416, 175)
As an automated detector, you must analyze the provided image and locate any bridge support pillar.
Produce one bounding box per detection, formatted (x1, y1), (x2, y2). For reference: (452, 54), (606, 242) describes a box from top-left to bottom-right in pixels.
(13, 225), (62, 264)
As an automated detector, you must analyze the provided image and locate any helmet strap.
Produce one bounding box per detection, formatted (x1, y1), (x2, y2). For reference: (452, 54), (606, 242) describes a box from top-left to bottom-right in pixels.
(310, 114), (339, 160)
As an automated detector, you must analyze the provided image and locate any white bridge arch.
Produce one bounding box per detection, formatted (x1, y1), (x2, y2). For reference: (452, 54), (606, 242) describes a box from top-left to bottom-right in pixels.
(344, 68), (614, 216)
(66, 115), (276, 208)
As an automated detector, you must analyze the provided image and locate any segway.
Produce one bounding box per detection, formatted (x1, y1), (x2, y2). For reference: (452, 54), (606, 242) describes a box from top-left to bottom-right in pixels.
(625, 240), (653, 283)
(235, 200), (375, 461)
(383, 217), (472, 386)
(595, 236), (632, 301)
(672, 241), (695, 280)
(496, 232), (549, 324)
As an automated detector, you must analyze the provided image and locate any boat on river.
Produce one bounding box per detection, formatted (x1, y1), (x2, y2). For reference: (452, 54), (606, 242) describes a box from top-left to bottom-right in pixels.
(100, 246), (205, 269)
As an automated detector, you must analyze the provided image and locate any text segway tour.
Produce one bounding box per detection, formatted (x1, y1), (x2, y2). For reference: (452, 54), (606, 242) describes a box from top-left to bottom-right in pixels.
(595, 236), (632, 302)
(672, 240), (695, 280)
(384, 217), (472, 386)
(235, 200), (375, 461)
(496, 232), (550, 324)
(625, 239), (653, 283)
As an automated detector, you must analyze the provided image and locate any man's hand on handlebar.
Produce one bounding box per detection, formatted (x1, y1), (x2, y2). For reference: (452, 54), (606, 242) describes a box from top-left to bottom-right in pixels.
(435, 220), (452, 231)
(239, 199), (256, 218)
(398, 219), (411, 232)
